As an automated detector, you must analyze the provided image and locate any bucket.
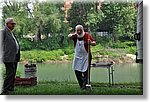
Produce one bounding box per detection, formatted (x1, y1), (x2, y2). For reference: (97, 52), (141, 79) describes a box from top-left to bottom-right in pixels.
(24, 64), (37, 78)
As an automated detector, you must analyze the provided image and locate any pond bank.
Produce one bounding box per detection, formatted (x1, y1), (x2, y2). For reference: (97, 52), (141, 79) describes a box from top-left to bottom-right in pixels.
(92, 54), (136, 64)
(20, 47), (136, 64)
(20, 54), (136, 64)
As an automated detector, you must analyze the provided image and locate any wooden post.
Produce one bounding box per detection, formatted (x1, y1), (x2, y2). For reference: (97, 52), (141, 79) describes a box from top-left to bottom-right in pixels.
(87, 33), (91, 85)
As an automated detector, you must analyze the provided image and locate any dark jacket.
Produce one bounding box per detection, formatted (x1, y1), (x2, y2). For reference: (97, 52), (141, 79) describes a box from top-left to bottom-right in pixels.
(0, 27), (20, 62)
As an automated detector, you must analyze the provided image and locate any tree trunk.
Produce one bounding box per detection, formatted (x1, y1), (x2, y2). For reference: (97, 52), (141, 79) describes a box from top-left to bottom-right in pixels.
(111, 33), (114, 44)
(37, 28), (41, 41)
(35, 27), (41, 42)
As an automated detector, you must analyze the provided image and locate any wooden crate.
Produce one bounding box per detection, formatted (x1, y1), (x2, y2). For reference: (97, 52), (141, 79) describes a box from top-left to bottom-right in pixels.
(15, 76), (37, 86)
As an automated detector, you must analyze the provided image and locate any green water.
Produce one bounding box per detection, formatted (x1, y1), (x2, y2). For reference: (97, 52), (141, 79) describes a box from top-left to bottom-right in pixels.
(17, 63), (142, 83)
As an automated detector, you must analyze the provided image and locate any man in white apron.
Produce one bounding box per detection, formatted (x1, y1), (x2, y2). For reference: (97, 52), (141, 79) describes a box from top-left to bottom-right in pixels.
(68, 25), (96, 90)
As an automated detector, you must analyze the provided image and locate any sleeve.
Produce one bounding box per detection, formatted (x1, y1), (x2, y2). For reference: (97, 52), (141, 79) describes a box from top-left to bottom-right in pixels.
(0, 30), (6, 42)
(71, 34), (77, 42)
(90, 34), (95, 41)
(86, 32), (95, 41)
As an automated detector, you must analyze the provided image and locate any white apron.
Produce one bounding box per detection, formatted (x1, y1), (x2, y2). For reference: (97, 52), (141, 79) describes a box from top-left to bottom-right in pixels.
(72, 39), (88, 72)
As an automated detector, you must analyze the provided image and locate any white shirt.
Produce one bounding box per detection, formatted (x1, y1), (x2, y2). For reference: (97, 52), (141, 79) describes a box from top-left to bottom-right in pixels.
(11, 32), (19, 54)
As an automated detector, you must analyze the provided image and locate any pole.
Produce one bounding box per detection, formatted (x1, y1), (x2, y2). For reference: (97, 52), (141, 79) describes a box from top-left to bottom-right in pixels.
(86, 32), (92, 90)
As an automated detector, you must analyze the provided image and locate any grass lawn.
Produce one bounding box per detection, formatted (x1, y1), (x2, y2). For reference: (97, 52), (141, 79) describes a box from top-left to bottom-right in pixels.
(10, 81), (143, 95)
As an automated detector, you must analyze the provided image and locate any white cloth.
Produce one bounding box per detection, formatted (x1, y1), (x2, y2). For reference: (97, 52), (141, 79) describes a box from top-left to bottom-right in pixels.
(72, 39), (88, 72)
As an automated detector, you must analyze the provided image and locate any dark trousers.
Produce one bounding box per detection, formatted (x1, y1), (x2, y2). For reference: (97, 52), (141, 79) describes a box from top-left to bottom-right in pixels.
(74, 53), (92, 89)
(75, 69), (91, 89)
(75, 70), (88, 89)
(3, 62), (18, 92)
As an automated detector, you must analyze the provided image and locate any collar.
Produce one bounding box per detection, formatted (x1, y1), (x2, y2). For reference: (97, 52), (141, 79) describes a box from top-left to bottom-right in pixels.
(5, 26), (12, 33)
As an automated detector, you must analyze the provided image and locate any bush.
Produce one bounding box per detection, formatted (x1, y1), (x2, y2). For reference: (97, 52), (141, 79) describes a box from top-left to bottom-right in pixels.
(19, 38), (33, 50)
(21, 49), (65, 63)
(63, 47), (74, 55)
(68, 53), (74, 60)
(34, 38), (60, 50)
(111, 41), (136, 48)
(91, 44), (104, 53)
(95, 36), (110, 47)
(125, 46), (136, 54)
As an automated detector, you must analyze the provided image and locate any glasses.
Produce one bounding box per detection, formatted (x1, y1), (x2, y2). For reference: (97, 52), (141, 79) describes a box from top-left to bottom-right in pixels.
(11, 23), (16, 25)
(7, 22), (16, 25)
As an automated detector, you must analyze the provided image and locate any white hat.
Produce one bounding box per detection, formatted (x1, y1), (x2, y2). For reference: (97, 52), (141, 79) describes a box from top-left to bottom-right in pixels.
(75, 25), (85, 38)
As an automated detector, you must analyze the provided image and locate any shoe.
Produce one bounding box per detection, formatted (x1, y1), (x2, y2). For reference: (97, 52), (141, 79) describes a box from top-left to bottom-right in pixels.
(8, 88), (14, 91)
(81, 86), (87, 90)
(1, 91), (10, 95)
(86, 84), (92, 90)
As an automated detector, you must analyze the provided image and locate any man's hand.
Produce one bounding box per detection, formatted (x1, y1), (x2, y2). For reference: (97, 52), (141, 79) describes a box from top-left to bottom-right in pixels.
(68, 33), (76, 38)
(87, 39), (96, 46)
(87, 39), (91, 45)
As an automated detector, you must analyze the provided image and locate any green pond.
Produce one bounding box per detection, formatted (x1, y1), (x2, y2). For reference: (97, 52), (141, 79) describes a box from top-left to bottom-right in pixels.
(16, 63), (142, 83)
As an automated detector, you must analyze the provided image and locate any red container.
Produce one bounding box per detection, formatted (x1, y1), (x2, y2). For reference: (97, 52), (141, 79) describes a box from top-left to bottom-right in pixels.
(15, 76), (37, 86)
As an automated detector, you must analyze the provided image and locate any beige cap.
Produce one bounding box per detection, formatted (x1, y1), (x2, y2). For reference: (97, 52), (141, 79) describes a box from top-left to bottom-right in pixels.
(5, 18), (16, 24)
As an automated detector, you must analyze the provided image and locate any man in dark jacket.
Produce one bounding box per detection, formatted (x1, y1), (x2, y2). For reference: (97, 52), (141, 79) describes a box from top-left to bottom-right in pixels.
(0, 18), (20, 94)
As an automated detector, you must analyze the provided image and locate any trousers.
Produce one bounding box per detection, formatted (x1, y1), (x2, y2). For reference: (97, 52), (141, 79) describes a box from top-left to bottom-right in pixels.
(75, 70), (90, 89)
(2, 62), (18, 92)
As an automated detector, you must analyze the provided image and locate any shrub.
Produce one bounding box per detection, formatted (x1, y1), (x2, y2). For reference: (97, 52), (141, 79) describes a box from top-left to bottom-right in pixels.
(111, 41), (136, 48)
(63, 47), (74, 55)
(125, 46), (136, 54)
(19, 38), (33, 50)
(21, 49), (65, 63)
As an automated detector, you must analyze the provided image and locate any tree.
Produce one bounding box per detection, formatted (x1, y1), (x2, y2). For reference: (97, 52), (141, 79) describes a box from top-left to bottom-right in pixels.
(86, 1), (137, 43)
(1, 1), (137, 50)
(68, 1), (95, 30)
(102, 2), (137, 43)
(31, 2), (62, 41)
(2, 1), (30, 38)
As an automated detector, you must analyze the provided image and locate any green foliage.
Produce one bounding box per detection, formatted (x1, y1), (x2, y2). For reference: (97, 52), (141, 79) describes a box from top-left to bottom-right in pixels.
(95, 36), (110, 47)
(112, 41), (128, 48)
(16, 70), (22, 77)
(86, 2), (137, 43)
(86, 9), (104, 30)
(110, 41), (136, 48)
(20, 43), (136, 63)
(91, 44), (104, 52)
(125, 46), (136, 54)
(1, 1), (137, 51)
(34, 38), (60, 50)
(19, 38), (33, 50)
(63, 47), (74, 55)
(1, 66), (6, 79)
(69, 2), (95, 29)
(68, 53), (74, 60)
(21, 49), (65, 63)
